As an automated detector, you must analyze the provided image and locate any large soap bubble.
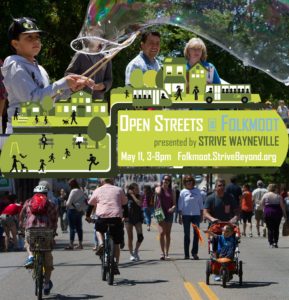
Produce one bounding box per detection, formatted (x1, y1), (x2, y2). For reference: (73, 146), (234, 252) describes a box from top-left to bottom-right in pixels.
(71, 0), (289, 84)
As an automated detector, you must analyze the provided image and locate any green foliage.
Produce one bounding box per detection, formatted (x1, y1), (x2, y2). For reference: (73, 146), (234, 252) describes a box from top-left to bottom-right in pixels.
(130, 69), (144, 88)
(41, 96), (53, 115)
(87, 117), (106, 149)
(143, 70), (157, 88)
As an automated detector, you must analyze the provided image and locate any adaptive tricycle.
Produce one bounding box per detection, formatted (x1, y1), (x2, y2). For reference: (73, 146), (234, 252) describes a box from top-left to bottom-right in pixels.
(205, 222), (243, 288)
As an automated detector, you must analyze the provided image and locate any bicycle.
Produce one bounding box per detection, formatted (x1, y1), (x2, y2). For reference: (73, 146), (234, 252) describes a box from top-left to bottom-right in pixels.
(26, 228), (54, 300)
(101, 222), (116, 285)
(88, 217), (116, 286)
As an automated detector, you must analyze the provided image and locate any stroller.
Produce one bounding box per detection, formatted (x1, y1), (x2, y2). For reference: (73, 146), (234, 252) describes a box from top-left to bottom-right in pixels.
(205, 222), (243, 288)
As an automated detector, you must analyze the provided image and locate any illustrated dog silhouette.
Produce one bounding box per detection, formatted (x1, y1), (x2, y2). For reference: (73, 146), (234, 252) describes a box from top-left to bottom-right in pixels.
(62, 119), (69, 125)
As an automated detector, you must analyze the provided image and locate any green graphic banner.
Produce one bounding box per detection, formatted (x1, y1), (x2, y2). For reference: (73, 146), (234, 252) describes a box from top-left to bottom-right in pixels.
(118, 110), (288, 167)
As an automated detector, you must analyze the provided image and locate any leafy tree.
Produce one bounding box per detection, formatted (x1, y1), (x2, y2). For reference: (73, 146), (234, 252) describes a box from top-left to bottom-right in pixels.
(87, 117), (106, 149)
(130, 69), (144, 88)
(143, 70), (157, 88)
(41, 96), (53, 116)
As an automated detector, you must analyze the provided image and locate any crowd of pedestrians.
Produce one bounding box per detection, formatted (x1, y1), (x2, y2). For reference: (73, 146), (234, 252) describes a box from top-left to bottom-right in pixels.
(0, 175), (289, 294)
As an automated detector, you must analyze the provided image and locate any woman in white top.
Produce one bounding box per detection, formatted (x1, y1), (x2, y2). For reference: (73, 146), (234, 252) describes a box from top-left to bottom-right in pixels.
(178, 175), (203, 260)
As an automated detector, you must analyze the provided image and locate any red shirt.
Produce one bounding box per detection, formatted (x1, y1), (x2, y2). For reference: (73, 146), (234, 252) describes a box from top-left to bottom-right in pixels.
(241, 191), (253, 212)
(1, 203), (22, 215)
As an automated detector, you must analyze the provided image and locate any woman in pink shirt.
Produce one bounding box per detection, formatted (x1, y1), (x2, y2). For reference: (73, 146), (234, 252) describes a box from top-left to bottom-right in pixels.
(155, 175), (176, 260)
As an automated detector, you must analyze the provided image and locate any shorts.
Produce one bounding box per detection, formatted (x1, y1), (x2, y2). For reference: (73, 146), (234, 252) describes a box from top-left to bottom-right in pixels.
(94, 217), (123, 244)
(241, 211), (253, 223)
(0, 215), (17, 230)
(255, 210), (264, 221)
(164, 213), (174, 223)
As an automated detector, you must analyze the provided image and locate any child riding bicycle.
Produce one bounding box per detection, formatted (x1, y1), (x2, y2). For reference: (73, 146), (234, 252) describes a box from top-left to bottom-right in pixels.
(19, 185), (58, 296)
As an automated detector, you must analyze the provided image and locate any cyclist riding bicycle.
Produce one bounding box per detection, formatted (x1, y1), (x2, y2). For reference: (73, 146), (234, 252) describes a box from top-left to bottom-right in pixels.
(86, 178), (127, 275)
(19, 185), (58, 296)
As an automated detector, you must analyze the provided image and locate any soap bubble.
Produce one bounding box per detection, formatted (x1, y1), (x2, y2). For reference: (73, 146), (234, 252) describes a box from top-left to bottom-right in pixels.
(72, 0), (289, 84)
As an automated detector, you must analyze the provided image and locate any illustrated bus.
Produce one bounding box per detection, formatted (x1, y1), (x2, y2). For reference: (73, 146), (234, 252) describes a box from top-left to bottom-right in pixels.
(132, 88), (172, 107)
(205, 84), (251, 103)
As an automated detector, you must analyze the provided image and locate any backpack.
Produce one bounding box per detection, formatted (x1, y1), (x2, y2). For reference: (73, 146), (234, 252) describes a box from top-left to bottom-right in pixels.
(72, 193), (88, 213)
(29, 193), (48, 215)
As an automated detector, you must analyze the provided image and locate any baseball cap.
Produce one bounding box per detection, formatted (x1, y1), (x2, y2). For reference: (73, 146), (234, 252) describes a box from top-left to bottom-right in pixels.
(8, 17), (44, 42)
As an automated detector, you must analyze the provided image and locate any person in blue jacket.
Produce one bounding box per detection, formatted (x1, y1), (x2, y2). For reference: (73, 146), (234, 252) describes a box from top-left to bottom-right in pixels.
(1, 17), (92, 133)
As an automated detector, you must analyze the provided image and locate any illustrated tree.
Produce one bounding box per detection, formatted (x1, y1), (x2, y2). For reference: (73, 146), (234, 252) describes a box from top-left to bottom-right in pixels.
(41, 96), (54, 116)
(87, 117), (107, 149)
(143, 70), (157, 88)
(155, 69), (164, 89)
(130, 69), (144, 88)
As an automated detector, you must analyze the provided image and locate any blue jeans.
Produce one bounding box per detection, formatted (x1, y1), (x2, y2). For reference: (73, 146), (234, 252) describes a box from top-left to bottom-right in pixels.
(143, 207), (154, 226)
(67, 209), (83, 243)
(182, 215), (201, 257)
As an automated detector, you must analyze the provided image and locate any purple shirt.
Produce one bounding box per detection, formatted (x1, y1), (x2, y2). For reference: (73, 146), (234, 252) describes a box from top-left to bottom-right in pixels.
(157, 188), (174, 215)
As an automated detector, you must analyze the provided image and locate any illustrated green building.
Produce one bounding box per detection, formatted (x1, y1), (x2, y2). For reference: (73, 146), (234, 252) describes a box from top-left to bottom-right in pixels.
(187, 63), (207, 98)
(20, 102), (43, 117)
(162, 57), (186, 96)
(55, 91), (108, 117)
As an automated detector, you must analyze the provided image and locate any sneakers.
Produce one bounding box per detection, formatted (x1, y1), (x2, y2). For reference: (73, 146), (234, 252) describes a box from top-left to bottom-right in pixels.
(273, 243), (278, 248)
(134, 251), (140, 261)
(130, 254), (136, 261)
(43, 280), (53, 296)
(249, 233), (253, 238)
(214, 275), (221, 281)
(95, 244), (104, 256)
(24, 256), (34, 268)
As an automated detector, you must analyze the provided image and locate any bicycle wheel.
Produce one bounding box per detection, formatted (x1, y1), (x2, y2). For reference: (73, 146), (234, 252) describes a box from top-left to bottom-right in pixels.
(221, 268), (227, 288)
(35, 253), (43, 300)
(101, 254), (107, 281)
(107, 238), (115, 286)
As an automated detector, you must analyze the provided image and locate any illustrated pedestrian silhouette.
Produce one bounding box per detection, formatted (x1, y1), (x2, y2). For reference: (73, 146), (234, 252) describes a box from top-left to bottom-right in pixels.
(64, 148), (71, 159)
(38, 159), (46, 172)
(48, 153), (55, 163)
(161, 93), (167, 99)
(35, 115), (39, 124)
(14, 107), (19, 120)
(125, 90), (129, 98)
(193, 86), (200, 100)
(41, 134), (48, 150)
(10, 155), (20, 172)
(70, 110), (78, 125)
(44, 115), (48, 125)
(20, 162), (28, 172)
(87, 154), (99, 171)
(175, 85), (183, 101)
(75, 133), (84, 149)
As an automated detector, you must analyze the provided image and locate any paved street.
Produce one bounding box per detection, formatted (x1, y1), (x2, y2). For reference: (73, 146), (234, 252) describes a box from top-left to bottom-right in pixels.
(0, 219), (289, 300)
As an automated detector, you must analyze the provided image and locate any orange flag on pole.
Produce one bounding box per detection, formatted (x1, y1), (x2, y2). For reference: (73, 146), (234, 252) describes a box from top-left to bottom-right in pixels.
(192, 224), (204, 244)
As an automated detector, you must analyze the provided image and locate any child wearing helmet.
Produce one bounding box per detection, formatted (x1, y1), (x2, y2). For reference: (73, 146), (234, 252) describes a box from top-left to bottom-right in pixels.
(19, 185), (58, 296)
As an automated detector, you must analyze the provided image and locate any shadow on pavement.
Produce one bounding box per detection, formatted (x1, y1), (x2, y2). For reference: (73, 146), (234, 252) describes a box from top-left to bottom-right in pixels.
(216, 281), (278, 289)
(47, 294), (103, 299)
(115, 278), (168, 286)
(120, 259), (160, 269)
